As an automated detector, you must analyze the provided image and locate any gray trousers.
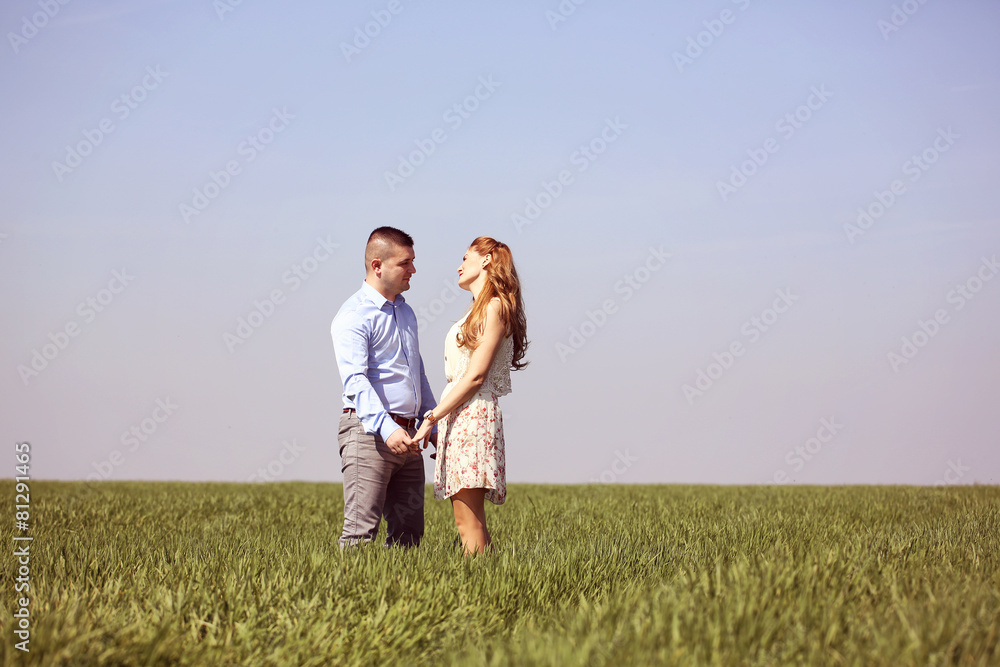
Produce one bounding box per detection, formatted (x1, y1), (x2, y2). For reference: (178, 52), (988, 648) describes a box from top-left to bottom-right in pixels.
(338, 412), (425, 548)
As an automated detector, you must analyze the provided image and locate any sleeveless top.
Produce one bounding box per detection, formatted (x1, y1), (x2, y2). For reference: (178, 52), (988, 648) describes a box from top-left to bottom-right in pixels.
(444, 310), (513, 397)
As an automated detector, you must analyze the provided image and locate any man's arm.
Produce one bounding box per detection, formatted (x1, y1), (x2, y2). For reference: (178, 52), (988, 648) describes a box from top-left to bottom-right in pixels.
(331, 311), (402, 442)
(416, 354), (438, 436)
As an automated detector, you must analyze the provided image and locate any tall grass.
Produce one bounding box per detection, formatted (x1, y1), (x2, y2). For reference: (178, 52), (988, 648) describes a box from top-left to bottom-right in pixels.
(1, 482), (997, 665)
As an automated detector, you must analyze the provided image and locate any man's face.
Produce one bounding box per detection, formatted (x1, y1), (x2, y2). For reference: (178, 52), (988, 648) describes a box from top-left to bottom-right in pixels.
(378, 244), (416, 297)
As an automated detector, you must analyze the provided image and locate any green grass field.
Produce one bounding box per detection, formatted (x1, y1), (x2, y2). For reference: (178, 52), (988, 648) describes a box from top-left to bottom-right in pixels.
(1, 482), (998, 666)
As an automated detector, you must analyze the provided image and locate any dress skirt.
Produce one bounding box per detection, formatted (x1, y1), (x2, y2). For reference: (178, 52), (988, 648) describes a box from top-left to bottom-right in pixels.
(433, 381), (506, 505)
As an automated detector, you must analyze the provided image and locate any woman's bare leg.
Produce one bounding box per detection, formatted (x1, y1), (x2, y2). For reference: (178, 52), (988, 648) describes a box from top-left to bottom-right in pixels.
(450, 488), (491, 554)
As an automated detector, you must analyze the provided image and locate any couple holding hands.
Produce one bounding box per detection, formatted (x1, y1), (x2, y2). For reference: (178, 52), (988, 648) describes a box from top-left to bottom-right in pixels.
(331, 227), (528, 554)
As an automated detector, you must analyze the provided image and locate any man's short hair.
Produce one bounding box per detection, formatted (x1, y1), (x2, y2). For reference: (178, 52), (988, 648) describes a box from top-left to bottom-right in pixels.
(365, 227), (414, 269)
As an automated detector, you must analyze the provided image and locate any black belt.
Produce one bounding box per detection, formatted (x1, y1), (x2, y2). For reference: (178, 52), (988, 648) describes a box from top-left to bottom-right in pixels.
(343, 408), (418, 430)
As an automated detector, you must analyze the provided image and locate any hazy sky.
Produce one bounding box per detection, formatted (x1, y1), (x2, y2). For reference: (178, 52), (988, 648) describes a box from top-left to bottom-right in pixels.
(2, 0), (998, 485)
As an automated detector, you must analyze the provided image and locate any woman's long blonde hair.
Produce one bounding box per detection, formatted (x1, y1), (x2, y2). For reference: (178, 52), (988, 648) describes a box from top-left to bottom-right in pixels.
(457, 237), (529, 371)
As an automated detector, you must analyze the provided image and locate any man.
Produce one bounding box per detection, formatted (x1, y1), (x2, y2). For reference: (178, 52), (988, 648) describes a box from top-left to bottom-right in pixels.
(331, 226), (437, 547)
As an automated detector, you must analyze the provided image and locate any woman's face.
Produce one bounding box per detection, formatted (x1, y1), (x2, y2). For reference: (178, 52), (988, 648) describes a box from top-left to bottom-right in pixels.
(457, 247), (485, 290)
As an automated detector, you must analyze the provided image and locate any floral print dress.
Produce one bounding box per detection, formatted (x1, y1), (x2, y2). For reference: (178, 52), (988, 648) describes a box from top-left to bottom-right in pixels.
(433, 309), (513, 505)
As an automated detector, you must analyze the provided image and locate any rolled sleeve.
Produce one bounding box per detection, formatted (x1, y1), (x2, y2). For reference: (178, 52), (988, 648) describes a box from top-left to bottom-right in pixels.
(417, 354), (438, 434)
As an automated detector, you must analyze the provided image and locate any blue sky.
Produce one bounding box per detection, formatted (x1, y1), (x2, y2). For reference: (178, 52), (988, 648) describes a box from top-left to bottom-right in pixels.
(2, 0), (998, 485)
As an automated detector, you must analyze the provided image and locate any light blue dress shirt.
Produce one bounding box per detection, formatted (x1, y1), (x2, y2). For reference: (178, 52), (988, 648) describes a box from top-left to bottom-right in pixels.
(331, 281), (436, 441)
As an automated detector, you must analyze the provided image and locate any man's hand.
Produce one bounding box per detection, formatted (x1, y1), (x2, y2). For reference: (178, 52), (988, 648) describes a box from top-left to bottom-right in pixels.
(386, 428), (414, 455)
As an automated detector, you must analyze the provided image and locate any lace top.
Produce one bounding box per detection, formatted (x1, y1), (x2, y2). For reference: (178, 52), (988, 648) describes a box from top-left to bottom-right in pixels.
(444, 310), (513, 397)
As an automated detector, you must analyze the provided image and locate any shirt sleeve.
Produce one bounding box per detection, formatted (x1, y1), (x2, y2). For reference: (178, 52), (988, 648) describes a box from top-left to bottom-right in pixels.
(417, 353), (438, 434)
(331, 310), (401, 442)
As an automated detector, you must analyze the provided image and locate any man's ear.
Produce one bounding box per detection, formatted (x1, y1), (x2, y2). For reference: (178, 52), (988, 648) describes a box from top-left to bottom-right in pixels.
(370, 258), (382, 275)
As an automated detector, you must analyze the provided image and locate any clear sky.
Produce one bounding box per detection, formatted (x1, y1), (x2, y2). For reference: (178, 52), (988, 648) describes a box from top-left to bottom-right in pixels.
(2, 0), (998, 485)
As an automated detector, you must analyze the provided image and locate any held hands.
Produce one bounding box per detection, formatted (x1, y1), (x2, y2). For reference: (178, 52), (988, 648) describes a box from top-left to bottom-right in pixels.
(385, 428), (416, 456)
(412, 410), (438, 453)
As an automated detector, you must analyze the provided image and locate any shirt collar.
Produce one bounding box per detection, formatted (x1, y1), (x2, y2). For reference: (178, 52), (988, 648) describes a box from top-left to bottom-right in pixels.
(361, 280), (404, 309)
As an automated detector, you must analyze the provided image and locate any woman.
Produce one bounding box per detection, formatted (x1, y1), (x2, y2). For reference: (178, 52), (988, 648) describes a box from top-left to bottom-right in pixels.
(412, 237), (528, 555)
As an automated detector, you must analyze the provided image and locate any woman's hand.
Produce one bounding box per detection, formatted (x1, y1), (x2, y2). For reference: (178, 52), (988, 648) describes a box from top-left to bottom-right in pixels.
(412, 410), (437, 453)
